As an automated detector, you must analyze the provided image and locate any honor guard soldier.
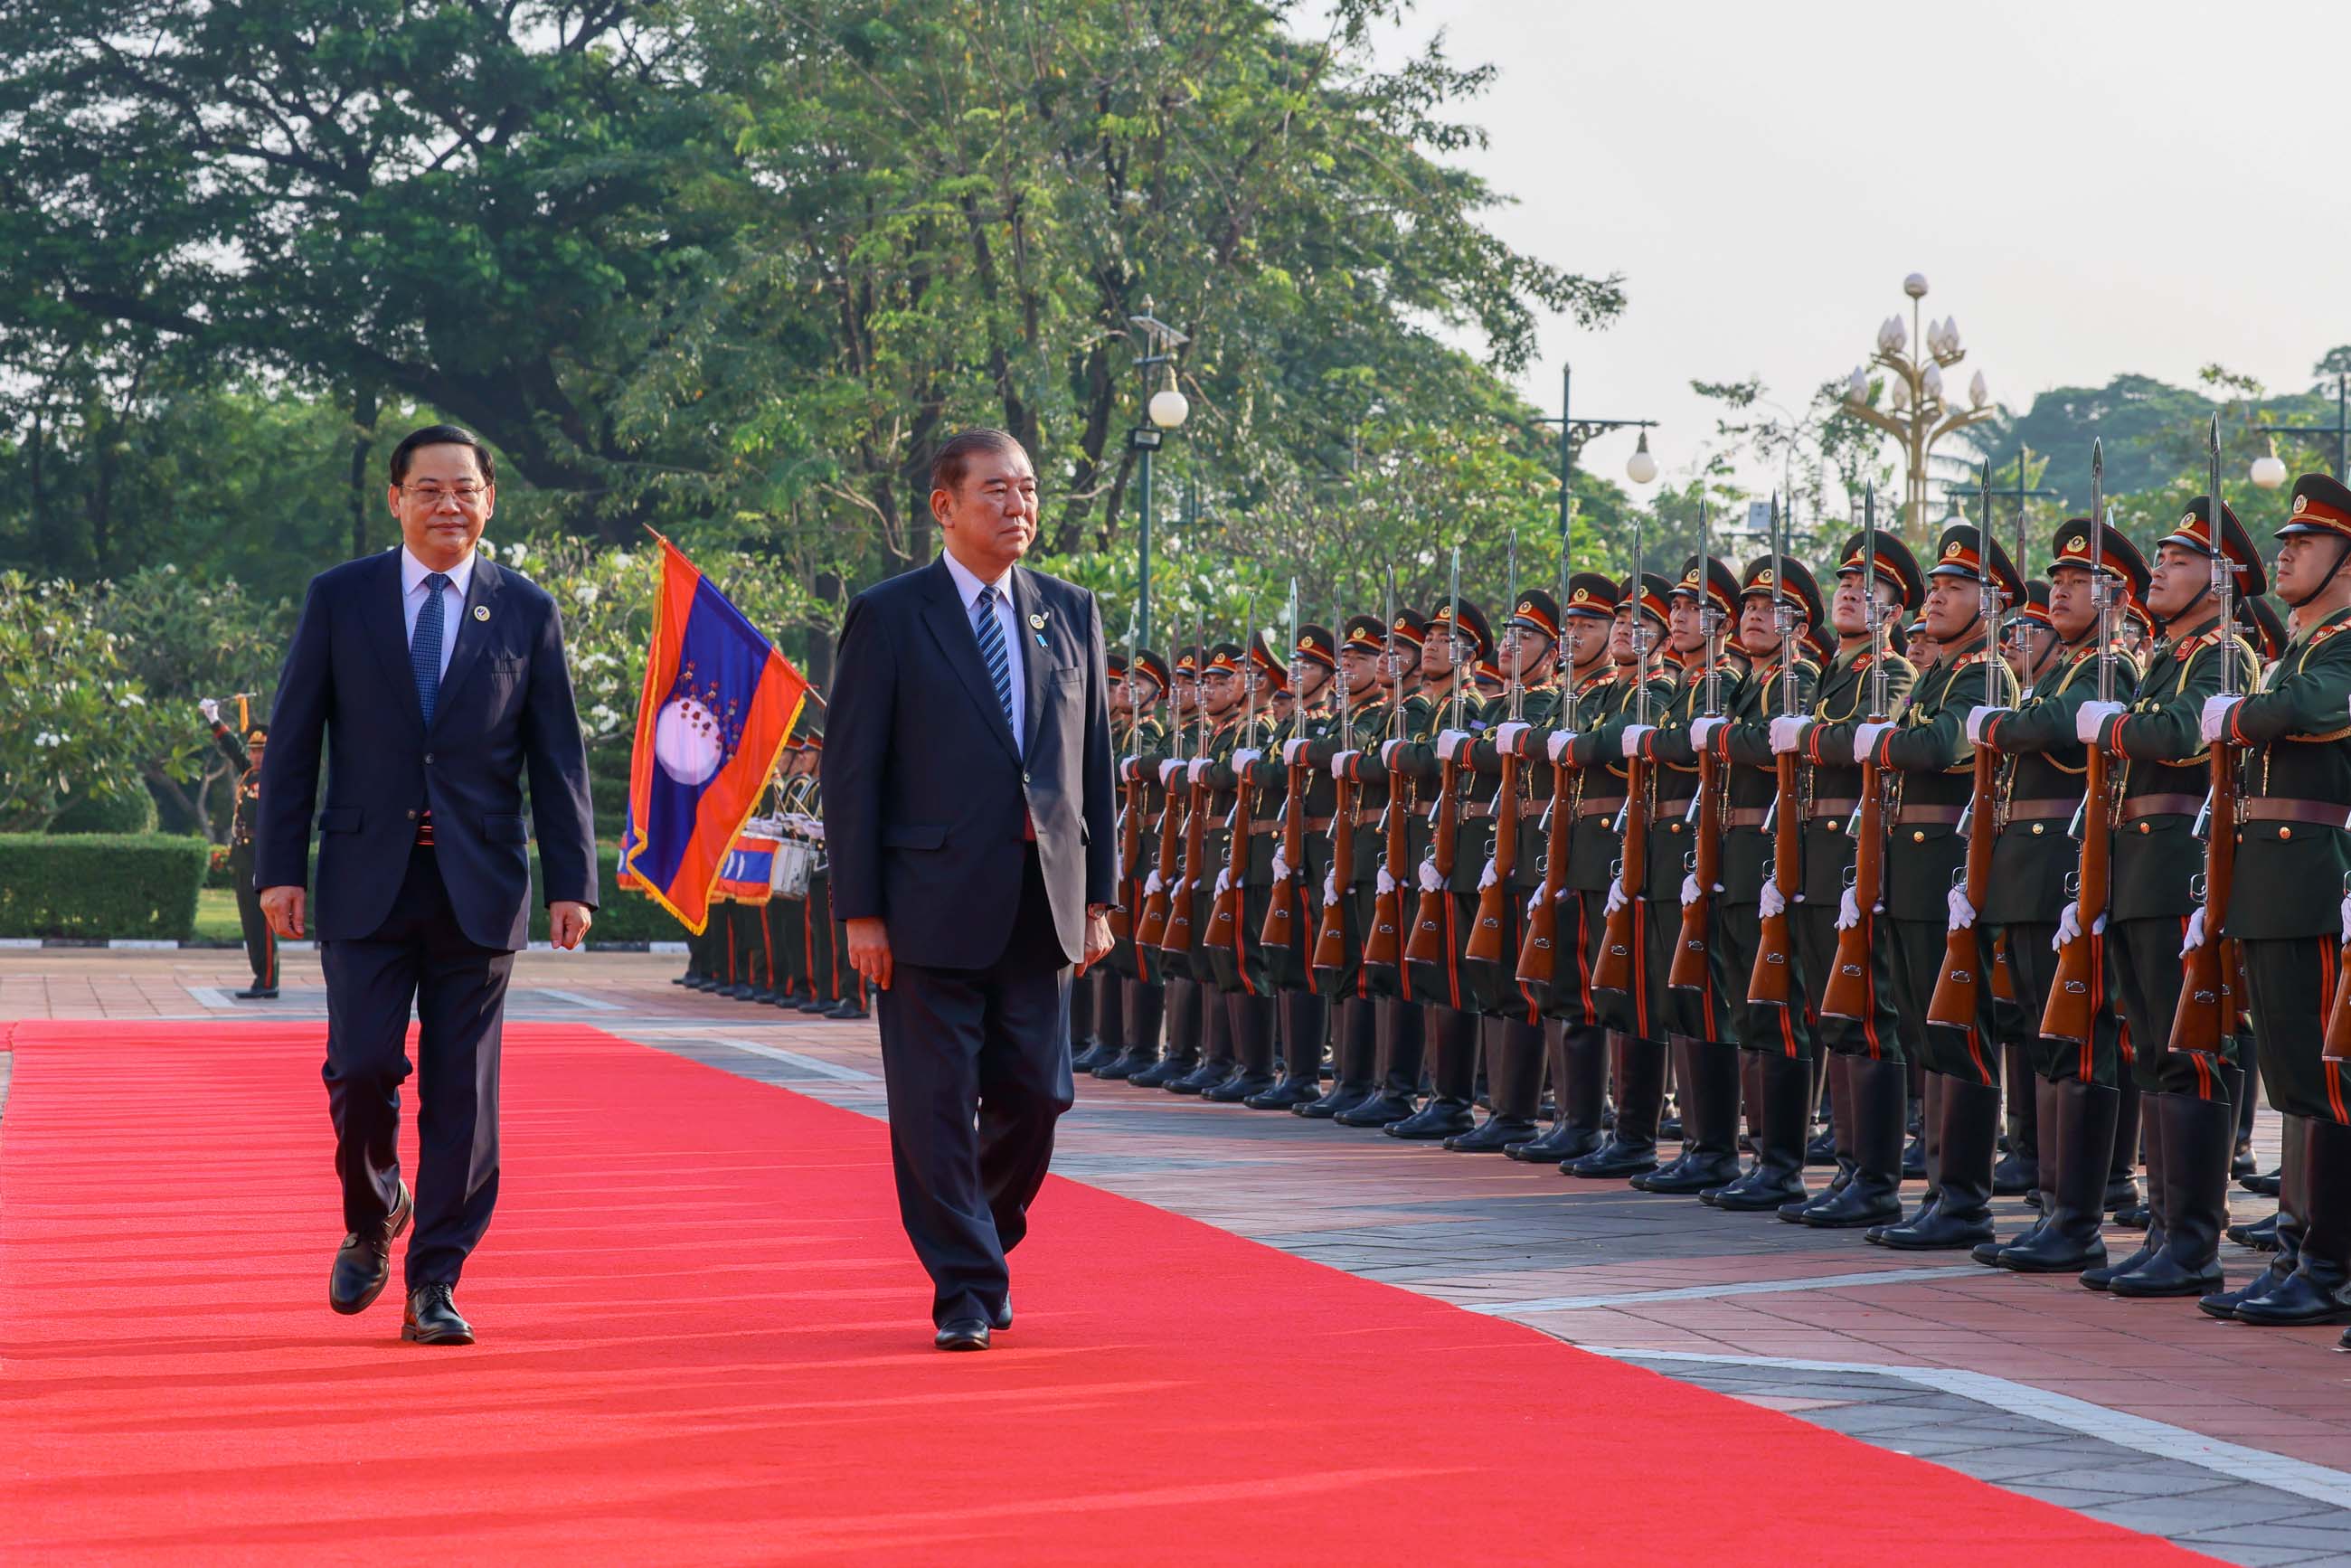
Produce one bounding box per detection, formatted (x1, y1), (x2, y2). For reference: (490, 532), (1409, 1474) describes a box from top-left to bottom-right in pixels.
(1133, 647), (1213, 1089)
(2068, 499), (2263, 1296)
(1505, 574), (1622, 1164)
(1449, 587), (1566, 1151)
(200, 697), (279, 999)
(2197, 473), (2351, 1332)
(1772, 532), (1923, 1227)
(1965, 522), (2148, 1271)
(1330, 608), (1437, 1128)
(1097, 648), (1172, 1079)
(1563, 573), (1679, 1177)
(1382, 596), (1495, 1139)
(770, 743), (818, 1006)
(1704, 553), (1825, 1210)
(1251, 621), (1342, 1108)
(1165, 642), (1254, 1096)
(1858, 524), (2024, 1250)
(1200, 635), (1287, 1102)
(1618, 555), (1748, 1195)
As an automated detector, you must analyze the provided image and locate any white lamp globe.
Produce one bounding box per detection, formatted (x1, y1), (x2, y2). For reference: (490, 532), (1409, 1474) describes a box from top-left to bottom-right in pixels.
(1625, 432), (1659, 486)
(1904, 272), (1929, 298)
(1148, 387), (1190, 430)
(2252, 450), (2290, 490)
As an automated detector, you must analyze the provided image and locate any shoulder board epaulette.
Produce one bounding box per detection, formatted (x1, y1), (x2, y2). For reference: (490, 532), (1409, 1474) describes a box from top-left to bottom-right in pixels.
(1950, 650), (1990, 670)
(2311, 623), (2347, 647)
(2174, 630), (2217, 661)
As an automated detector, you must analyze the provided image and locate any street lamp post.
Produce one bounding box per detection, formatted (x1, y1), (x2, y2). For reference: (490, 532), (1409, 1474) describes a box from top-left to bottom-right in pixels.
(1840, 273), (1998, 543)
(2249, 373), (2350, 491)
(1128, 298), (1191, 650)
(1533, 363), (1659, 565)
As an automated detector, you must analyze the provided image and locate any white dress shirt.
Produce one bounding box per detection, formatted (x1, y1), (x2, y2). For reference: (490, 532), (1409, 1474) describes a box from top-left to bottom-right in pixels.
(400, 544), (477, 683)
(941, 550), (1025, 742)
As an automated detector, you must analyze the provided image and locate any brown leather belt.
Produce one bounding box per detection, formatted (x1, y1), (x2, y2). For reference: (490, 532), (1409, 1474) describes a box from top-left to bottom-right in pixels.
(1893, 804), (1967, 827)
(2241, 798), (2351, 827)
(1726, 807), (1772, 828)
(1578, 797), (1626, 819)
(2121, 793), (2205, 822)
(1302, 816), (1333, 832)
(1248, 817), (1281, 835)
(1807, 797), (1858, 823)
(2003, 798), (2076, 822)
(1463, 798), (1540, 820)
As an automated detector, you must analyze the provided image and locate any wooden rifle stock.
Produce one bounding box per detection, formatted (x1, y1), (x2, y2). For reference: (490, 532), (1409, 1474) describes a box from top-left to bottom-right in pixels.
(1109, 763), (1144, 941)
(1818, 760), (1884, 1020)
(1134, 769), (1184, 949)
(1747, 751), (1802, 1006)
(1206, 762), (1249, 954)
(1364, 763), (1412, 970)
(1312, 761), (1355, 972)
(1667, 741), (1721, 990)
(1260, 752), (1311, 949)
(1404, 747), (1462, 966)
(1159, 776), (1208, 955)
(2326, 934), (2351, 1061)
(1517, 756), (1578, 987)
(1465, 749), (1520, 967)
(1927, 745), (2000, 1028)
(1991, 932), (2018, 1004)
(2040, 748), (2111, 1044)
(2172, 736), (2238, 1056)
(1593, 757), (1648, 993)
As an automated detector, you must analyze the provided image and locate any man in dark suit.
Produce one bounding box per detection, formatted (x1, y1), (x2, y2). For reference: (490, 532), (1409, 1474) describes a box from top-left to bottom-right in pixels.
(257, 423), (598, 1347)
(824, 428), (1116, 1352)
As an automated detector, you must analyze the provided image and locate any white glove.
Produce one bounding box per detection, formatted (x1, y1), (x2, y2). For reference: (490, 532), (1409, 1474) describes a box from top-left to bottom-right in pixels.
(1417, 859), (1444, 893)
(1436, 727), (1469, 756)
(2340, 892), (2351, 944)
(1376, 865), (1397, 898)
(2074, 700), (2124, 746)
(199, 697), (221, 723)
(1324, 867), (1340, 907)
(1836, 886), (1862, 931)
(1144, 870), (1165, 897)
(1546, 731), (1576, 763)
(807, 821), (825, 842)
(1381, 738), (1409, 768)
(1282, 737), (1309, 764)
(1963, 707), (2009, 745)
(1947, 884), (1977, 932)
(1232, 747), (1263, 774)
(1495, 721), (1531, 755)
(2200, 694), (2242, 745)
(2180, 907), (2205, 956)
(1213, 867), (1231, 898)
(1768, 715), (1809, 755)
(2051, 901), (2105, 949)
(1478, 856), (1498, 891)
(1690, 715), (1726, 749)
(1855, 721), (1896, 762)
(1270, 849), (1291, 883)
(1619, 723), (1655, 759)
(1604, 880), (1629, 918)
(1759, 882), (1786, 920)
(1525, 888), (1543, 919)
(1680, 872), (1702, 909)
(1158, 760), (1185, 787)
(1330, 749), (1358, 779)
(1188, 758), (1211, 784)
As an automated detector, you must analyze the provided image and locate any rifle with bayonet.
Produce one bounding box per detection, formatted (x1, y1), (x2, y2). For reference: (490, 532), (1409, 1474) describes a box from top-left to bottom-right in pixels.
(1670, 506), (1724, 991)
(1313, 582), (1357, 974)
(1595, 511), (1652, 996)
(1110, 603), (1143, 943)
(1159, 612), (1210, 956)
(1264, 579), (1309, 951)
(1364, 571), (1412, 973)
(1406, 547), (1468, 975)
(2044, 442), (2114, 1045)
(2179, 419), (2252, 1058)
(1207, 597), (1260, 953)
(1134, 627), (1190, 949)
(1821, 487), (1891, 1022)
(1750, 493), (1803, 1006)
(1468, 534), (1525, 968)
(1520, 522), (1581, 990)
(1930, 463), (2006, 1028)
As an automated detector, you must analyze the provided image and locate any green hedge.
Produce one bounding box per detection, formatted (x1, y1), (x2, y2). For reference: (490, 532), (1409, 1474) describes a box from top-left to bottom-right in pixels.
(48, 789), (160, 836)
(0, 833), (210, 939)
(529, 841), (690, 944)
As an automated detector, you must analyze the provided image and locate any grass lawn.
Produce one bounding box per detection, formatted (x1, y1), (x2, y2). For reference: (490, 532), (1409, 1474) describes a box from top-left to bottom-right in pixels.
(193, 887), (244, 943)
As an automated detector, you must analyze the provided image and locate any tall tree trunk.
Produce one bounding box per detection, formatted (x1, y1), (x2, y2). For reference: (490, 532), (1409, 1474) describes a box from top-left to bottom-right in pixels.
(347, 383), (380, 558)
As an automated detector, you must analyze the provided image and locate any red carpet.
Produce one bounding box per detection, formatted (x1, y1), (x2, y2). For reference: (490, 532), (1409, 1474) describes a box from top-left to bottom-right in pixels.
(0, 1019), (2210, 1565)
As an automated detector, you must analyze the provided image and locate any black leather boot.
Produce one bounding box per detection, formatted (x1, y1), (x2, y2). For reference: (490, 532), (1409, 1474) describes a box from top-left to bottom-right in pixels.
(1167, 988), (1237, 1095)
(2202, 1116), (2307, 1319)
(2232, 1210), (2281, 1251)
(1805, 1050), (1838, 1166)
(1991, 1042), (2039, 1195)
(1636, 1034), (1704, 1188)
(1337, 998), (1423, 1127)
(1568, 1034), (1665, 1177)
(1208, 994), (1279, 1101)
(1710, 1052), (1810, 1211)
(2105, 1075), (2146, 1223)
(2222, 1063), (2255, 1179)
(2111, 1091), (2230, 1298)
(1978, 1076), (2060, 1266)
(1099, 980), (1165, 1079)
(1870, 1070), (1944, 1244)
(1249, 991), (1327, 1108)
(1877, 1076), (1997, 1250)
(1298, 997), (1377, 1118)
(1901, 1061), (1928, 1178)
(1999, 1079), (2117, 1272)
(1513, 1023), (1608, 1163)
(1798, 1054), (1907, 1227)
(1637, 1037), (1743, 1193)
(2231, 1117), (2351, 1327)
(1388, 1005), (1478, 1138)
(1738, 1052), (1764, 1154)
(1130, 978), (1202, 1088)
(1785, 1053), (1856, 1218)
(1448, 1019), (1546, 1150)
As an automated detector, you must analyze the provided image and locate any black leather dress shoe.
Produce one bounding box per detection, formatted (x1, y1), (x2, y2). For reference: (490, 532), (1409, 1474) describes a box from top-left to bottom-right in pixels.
(233, 986), (280, 1000)
(990, 1293), (1013, 1332)
(329, 1184), (412, 1316)
(401, 1282), (475, 1345)
(935, 1318), (990, 1351)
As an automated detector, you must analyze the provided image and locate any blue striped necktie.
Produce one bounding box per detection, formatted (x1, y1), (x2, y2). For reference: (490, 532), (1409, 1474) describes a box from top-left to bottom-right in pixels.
(412, 571), (450, 727)
(973, 584), (1015, 733)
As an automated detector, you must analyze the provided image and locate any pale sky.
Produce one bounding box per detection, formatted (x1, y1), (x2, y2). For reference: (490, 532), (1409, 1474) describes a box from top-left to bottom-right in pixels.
(1363, 0), (2351, 502)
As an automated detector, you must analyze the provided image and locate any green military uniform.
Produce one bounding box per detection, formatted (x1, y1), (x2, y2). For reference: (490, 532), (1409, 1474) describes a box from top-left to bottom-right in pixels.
(1162, 645), (1251, 1095)
(211, 717), (279, 997)
(1093, 656), (1171, 1080)
(1131, 649), (1213, 1088)
(1246, 625), (1343, 1108)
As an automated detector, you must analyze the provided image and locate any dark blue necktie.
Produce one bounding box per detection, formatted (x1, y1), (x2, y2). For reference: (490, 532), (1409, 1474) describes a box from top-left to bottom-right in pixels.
(412, 571), (450, 727)
(974, 584), (1015, 733)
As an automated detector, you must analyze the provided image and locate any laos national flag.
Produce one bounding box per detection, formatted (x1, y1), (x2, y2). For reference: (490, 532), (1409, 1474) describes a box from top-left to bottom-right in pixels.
(621, 536), (808, 933)
(717, 832), (780, 905)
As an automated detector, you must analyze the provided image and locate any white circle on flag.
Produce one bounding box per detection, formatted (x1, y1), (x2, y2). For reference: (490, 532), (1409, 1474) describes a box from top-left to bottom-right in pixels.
(654, 696), (723, 786)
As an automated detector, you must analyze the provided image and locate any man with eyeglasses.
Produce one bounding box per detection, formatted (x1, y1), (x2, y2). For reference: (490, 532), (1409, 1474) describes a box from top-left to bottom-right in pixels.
(256, 422), (598, 1347)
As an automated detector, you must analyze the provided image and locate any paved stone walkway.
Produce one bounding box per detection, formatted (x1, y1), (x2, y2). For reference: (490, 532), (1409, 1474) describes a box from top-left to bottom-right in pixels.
(8, 949), (2351, 1564)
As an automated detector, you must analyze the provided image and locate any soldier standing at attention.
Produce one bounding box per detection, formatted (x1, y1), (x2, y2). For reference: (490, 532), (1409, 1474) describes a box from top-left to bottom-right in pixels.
(201, 697), (279, 1000)
(1252, 623), (1342, 1109)
(1097, 649), (1171, 1080)
(2197, 474), (2351, 1332)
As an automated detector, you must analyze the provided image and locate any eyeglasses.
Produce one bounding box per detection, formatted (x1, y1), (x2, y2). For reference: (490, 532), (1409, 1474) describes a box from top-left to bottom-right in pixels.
(400, 483), (489, 508)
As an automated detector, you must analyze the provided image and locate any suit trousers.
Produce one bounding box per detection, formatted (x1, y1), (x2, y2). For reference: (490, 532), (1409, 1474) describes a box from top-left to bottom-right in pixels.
(875, 845), (1076, 1326)
(318, 845), (515, 1289)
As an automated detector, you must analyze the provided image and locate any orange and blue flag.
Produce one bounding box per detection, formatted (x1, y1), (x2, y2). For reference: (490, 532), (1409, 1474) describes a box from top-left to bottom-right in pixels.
(621, 536), (808, 933)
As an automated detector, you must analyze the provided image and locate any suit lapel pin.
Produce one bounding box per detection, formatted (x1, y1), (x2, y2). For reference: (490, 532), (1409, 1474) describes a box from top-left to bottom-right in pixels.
(1030, 609), (1049, 648)
(472, 605), (490, 622)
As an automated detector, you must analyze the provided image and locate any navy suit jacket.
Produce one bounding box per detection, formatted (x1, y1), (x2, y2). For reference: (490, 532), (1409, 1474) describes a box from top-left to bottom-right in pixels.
(255, 549), (599, 952)
(823, 555), (1114, 970)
